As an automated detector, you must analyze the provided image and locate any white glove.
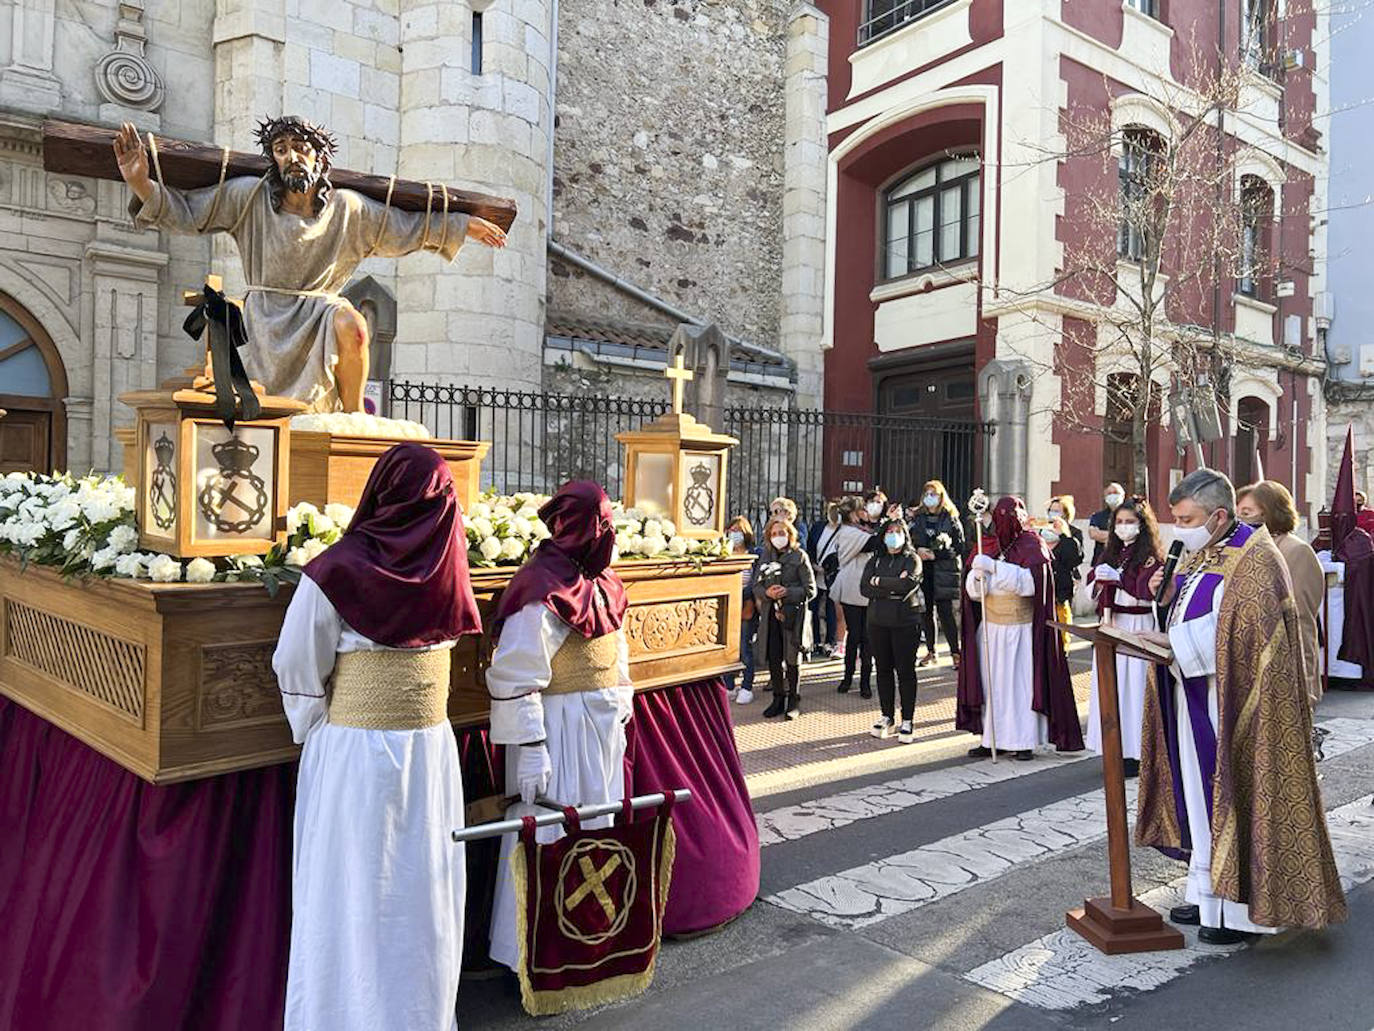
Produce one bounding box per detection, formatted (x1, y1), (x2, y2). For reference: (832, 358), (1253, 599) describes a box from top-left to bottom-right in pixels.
(971, 554), (996, 575)
(1093, 564), (1120, 584)
(516, 743), (552, 804)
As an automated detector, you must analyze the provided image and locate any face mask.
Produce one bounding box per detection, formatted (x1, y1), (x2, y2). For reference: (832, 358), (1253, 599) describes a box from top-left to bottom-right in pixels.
(866, 502), (883, 517)
(1105, 493), (1125, 509)
(1114, 522), (1140, 542)
(770, 534), (789, 550)
(923, 493), (939, 508)
(727, 531), (744, 547)
(884, 532), (904, 551)
(1173, 512), (1219, 553)
(1039, 527), (1059, 543)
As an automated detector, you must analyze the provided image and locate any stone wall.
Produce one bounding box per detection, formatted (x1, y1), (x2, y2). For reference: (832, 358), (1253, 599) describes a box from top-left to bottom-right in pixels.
(547, 0), (790, 350)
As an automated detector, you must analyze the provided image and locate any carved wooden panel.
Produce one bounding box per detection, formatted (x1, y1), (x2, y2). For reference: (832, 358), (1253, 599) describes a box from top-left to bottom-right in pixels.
(624, 597), (723, 658)
(4, 599), (145, 723)
(197, 640), (282, 730)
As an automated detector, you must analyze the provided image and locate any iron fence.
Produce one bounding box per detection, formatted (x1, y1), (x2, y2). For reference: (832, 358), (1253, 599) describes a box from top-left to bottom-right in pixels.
(389, 381), (992, 532)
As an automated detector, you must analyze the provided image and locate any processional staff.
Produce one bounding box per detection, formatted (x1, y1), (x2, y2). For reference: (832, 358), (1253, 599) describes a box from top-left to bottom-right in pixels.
(450, 789), (692, 844)
(967, 488), (997, 763)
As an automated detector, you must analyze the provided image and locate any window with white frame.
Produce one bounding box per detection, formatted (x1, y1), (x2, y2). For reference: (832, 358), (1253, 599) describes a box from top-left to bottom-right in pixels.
(858, 0), (957, 47)
(1125, 0), (1159, 17)
(881, 156), (981, 281)
(1242, 0), (1277, 73)
(1238, 175), (1274, 298)
(1117, 128), (1164, 262)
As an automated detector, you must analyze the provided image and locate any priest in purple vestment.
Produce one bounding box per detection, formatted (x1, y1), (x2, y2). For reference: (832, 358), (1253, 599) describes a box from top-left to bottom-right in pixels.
(1138, 468), (1346, 946)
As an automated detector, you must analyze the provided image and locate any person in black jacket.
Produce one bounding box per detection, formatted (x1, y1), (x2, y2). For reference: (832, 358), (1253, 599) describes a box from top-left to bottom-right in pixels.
(753, 518), (817, 719)
(1042, 496), (1084, 643)
(908, 479), (965, 669)
(861, 519), (924, 744)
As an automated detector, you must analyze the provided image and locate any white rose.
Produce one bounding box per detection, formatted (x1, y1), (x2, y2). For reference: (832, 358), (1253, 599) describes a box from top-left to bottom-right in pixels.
(643, 519), (662, 539)
(147, 554), (182, 582)
(90, 546), (118, 572)
(82, 497), (122, 524)
(306, 510), (336, 537)
(62, 528), (83, 552)
(516, 505), (540, 522)
(500, 537), (525, 561)
(285, 546), (310, 567)
(469, 502), (491, 520)
(479, 535), (503, 561)
(512, 517), (533, 538)
(492, 505), (515, 522)
(114, 552), (146, 578)
(532, 520), (551, 540)
(185, 557), (216, 583)
(667, 535), (689, 557)
(660, 520), (676, 538)
(108, 524), (139, 553)
(324, 503), (354, 527)
(230, 554), (263, 569)
(641, 534), (667, 558)
(47, 500), (80, 531)
(469, 517), (494, 539)
(286, 503), (317, 535)
(302, 537), (329, 563)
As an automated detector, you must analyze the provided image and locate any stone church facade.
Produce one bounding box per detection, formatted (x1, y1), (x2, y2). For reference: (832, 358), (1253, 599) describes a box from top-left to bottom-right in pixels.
(0, 0), (829, 475)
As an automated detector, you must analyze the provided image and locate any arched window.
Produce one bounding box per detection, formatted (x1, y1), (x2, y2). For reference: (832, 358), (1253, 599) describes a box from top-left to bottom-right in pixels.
(1118, 127), (1165, 262)
(881, 155), (980, 281)
(0, 293), (69, 474)
(1239, 175), (1274, 299)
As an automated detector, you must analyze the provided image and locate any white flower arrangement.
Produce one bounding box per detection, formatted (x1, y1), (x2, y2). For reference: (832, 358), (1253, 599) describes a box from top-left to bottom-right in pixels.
(0, 471), (138, 577)
(289, 413), (432, 440)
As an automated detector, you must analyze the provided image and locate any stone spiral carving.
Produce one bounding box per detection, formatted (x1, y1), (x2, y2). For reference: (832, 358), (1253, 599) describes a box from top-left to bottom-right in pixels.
(95, 50), (164, 110)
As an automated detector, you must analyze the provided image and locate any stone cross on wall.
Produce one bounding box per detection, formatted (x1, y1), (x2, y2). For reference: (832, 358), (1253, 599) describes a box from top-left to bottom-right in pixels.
(664, 354), (694, 415)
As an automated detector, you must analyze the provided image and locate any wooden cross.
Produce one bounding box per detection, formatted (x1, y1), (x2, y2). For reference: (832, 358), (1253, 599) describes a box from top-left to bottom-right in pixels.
(665, 353), (694, 415)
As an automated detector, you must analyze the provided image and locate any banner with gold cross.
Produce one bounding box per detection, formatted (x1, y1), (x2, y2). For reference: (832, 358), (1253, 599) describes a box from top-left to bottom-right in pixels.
(510, 796), (677, 1016)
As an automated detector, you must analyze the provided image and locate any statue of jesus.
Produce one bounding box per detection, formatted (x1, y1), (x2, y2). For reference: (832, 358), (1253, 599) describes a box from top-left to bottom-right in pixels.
(114, 116), (507, 413)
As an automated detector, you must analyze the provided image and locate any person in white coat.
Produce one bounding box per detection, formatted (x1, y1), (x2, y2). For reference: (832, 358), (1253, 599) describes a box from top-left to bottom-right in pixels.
(829, 497), (877, 698)
(273, 443), (484, 1031)
(486, 481), (634, 972)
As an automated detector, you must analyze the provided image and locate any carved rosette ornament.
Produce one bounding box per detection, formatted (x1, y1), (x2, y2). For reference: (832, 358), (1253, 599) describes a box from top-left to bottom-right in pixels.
(94, 2), (164, 112)
(625, 599), (721, 658)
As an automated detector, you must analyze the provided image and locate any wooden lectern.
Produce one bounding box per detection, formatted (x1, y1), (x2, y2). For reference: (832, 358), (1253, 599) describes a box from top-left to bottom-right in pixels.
(1053, 620), (1185, 954)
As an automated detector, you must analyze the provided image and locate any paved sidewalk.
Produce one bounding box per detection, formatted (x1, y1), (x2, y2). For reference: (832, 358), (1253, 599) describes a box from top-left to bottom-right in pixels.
(733, 639), (1095, 797)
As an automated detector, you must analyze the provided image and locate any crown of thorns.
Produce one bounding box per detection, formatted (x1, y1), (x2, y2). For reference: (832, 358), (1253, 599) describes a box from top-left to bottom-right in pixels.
(253, 115), (337, 160)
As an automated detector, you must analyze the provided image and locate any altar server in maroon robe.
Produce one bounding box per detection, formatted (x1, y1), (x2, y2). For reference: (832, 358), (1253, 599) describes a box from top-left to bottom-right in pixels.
(273, 443), (483, 1031)
(487, 481), (634, 971)
(1085, 496), (1163, 772)
(1327, 428), (1374, 688)
(956, 496), (1084, 760)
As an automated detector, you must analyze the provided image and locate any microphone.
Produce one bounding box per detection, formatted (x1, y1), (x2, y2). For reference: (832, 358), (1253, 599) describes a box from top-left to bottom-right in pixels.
(1155, 538), (1184, 608)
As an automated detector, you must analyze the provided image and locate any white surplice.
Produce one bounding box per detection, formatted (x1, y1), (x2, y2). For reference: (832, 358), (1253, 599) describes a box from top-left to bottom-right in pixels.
(1317, 550), (1363, 679)
(968, 562), (1047, 751)
(1086, 608), (1154, 760)
(273, 576), (466, 1031)
(486, 602), (634, 970)
(1166, 572), (1279, 935)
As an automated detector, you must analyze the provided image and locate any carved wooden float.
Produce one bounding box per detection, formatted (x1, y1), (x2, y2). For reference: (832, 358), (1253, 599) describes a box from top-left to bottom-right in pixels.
(0, 556), (748, 784)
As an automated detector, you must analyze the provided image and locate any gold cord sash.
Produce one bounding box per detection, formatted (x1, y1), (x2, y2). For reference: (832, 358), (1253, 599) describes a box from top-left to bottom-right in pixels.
(328, 648), (452, 730)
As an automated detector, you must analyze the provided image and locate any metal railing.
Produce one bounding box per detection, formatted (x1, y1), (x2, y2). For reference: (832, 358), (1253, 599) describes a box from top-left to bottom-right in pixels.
(389, 381), (993, 528)
(858, 0), (957, 47)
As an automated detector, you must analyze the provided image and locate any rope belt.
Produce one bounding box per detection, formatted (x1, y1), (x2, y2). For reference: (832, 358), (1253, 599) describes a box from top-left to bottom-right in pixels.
(983, 594), (1035, 626)
(329, 648), (452, 730)
(244, 285), (343, 300)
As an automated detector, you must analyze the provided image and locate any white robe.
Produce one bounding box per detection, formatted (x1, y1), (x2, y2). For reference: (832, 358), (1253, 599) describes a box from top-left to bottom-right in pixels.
(1166, 573), (1279, 935)
(1317, 551), (1363, 679)
(968, 562), (1047, 751)
(1086, 607), (1154, 760)
(486, 603), (634, 970)
(273, 576), (466, 1031)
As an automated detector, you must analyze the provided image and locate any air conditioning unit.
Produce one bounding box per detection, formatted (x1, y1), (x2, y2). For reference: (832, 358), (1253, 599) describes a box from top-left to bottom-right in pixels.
(1330, 345), (1352, 365)
(1276, 280), (1296, 298)
(1283, 50), (1305, 70)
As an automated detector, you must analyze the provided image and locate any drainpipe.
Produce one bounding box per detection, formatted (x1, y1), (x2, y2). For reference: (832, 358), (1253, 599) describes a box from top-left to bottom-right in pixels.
(545, 0), (559, 242)
(546, 238), (797, 375)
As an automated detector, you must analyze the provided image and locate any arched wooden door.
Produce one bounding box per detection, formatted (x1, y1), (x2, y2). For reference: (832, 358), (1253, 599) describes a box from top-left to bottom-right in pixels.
(0, 293), (69, 474)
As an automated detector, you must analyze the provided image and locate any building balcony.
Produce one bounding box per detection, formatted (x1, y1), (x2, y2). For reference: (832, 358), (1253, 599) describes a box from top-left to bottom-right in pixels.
(857, 0), (961, 48)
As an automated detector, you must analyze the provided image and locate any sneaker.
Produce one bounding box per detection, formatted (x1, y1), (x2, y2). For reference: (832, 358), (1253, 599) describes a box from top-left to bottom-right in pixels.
(870, 717), (896, 739)
(898, 721), (915, 744)
(833, 640), (846, 659)
(785, 695), (801, 719)
(735, 688), (754, 705)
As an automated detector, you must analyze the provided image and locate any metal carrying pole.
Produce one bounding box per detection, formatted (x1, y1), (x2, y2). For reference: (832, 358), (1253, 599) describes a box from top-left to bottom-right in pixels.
(450, 789), (692, 844)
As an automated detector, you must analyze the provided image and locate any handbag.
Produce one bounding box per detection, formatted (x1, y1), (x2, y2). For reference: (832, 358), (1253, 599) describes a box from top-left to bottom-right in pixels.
(817, 526), (841, 590)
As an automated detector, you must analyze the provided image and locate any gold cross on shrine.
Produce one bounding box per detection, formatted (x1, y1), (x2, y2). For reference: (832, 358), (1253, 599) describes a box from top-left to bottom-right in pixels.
(664, 353), (694, 415)
(564, 853), (623, 921)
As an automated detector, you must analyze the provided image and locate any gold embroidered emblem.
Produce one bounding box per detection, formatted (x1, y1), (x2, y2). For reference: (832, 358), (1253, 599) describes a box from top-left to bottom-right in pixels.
(554, 839), (636, 945)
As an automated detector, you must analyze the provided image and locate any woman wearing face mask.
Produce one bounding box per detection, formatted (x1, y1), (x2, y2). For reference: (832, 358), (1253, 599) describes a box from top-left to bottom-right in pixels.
(1043, 495), (1084, 647)
(862, 490), (888, 529)
(909, 480), (965, 669)
(725, 516), (761, 705)
(753, 518), (817, 719)
(1085, 496), (1163, 775)
(861, 520), (925, 743)
(829, 497), (877, 697)
(1237, 481), (1324, 709)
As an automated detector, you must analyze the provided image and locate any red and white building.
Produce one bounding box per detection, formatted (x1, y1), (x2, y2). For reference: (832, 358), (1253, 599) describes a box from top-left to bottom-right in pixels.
(816, 0), (1330, 519)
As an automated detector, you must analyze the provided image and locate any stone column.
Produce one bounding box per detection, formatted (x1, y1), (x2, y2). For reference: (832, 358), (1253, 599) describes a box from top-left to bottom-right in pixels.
(396, 0), (551, 392)
(62, 397), (93, 474)
(0, 0), (62, 109)
(84, 242), (168, 472)
(781, 2), (829, 414)
(978, 357), (1033, 498)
